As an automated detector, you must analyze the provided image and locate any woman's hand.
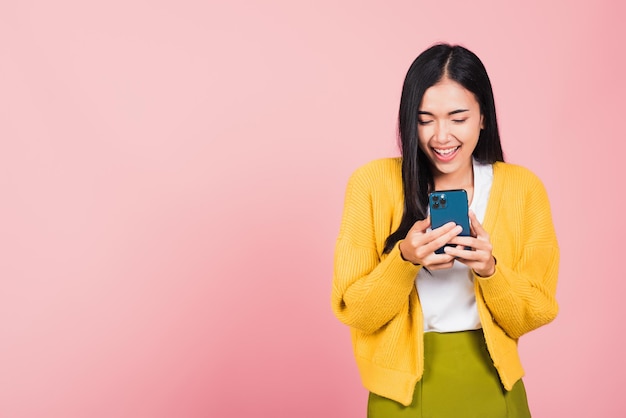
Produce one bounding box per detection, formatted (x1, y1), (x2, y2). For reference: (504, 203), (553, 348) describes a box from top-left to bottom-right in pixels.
(444, 211), (496, 277)
(399, 217), (463, 269)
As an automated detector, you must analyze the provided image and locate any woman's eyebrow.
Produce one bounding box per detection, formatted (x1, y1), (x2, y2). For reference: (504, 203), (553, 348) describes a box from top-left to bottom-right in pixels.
(418, 109), (470, 116)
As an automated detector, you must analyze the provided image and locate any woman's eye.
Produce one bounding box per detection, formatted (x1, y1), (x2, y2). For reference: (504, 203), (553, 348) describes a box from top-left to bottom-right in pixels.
(418, 120), (433, 125)
(452, 119), (467, 124)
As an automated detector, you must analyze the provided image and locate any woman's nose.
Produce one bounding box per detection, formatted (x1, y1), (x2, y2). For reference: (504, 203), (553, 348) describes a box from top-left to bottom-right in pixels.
(435, 120), (450, 142)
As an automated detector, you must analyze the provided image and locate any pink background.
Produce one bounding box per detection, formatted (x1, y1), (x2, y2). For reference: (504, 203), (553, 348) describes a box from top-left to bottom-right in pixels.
(1, 1), (624, 417)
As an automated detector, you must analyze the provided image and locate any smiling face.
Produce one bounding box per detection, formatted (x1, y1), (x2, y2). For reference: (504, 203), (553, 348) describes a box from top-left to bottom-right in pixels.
(418, 77), (484, 187)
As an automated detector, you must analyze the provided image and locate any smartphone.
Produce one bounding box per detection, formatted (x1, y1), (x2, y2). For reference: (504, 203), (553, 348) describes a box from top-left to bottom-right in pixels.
(428, 189), (471, 254)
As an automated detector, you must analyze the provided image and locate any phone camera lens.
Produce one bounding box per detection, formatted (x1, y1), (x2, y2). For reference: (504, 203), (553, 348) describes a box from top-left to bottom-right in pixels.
(433, 195), (439, 202)
(433, 202), (439, 209)
(441, 197), (446, 205)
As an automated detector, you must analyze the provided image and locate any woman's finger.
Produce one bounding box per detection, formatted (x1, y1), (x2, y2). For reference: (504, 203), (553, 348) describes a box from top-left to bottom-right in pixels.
(469, 210), (488, 239)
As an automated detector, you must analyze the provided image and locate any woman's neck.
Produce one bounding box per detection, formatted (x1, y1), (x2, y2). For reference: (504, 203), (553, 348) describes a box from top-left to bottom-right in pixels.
(433, 166), (474, 191)
(433, 162), (475, 204)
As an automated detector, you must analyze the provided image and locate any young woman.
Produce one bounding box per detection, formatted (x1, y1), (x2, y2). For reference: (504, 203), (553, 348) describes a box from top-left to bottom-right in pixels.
(331, 43), (559, 417)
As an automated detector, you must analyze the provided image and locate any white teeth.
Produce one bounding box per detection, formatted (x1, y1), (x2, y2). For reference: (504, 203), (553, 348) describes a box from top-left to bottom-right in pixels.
(434, 147), (458, 156)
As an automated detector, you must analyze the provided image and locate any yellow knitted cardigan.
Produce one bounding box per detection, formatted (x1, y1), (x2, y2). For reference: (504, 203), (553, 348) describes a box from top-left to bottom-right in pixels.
(331, 158), (559, 406)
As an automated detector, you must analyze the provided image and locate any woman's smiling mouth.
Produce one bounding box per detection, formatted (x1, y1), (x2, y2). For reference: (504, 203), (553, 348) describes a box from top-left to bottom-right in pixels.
(432, 146), (460, 161)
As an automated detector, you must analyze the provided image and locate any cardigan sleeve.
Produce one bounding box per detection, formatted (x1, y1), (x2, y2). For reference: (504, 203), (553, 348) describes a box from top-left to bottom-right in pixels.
(331, 165), (421, 334)
(476, 173), (559, 339)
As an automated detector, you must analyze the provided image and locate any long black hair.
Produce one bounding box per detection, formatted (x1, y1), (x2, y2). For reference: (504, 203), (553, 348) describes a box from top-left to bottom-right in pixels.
(383, 43), (505, 254)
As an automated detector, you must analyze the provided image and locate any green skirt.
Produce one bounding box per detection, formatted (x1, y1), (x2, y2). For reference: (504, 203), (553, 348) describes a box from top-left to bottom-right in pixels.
(367, 330), (530, 418)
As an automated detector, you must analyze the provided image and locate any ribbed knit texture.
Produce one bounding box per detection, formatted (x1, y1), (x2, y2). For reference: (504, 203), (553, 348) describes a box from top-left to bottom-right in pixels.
(331, 158), (559, 406)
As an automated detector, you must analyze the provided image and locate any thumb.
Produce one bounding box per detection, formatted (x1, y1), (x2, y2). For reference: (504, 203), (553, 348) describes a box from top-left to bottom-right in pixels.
(468, 211), (486, 236)
(411, 216), (431, 233)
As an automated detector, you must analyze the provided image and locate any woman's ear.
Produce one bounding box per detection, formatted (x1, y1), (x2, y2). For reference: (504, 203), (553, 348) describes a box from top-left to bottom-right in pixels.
(480, 114), (485, 130)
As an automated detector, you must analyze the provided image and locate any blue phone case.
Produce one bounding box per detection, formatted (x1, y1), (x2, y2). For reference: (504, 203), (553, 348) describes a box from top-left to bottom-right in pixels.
(429, 189), (470, 254)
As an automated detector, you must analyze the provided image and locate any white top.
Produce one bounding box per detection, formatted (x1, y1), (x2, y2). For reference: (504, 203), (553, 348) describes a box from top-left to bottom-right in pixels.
(416, 160), (494, 333)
